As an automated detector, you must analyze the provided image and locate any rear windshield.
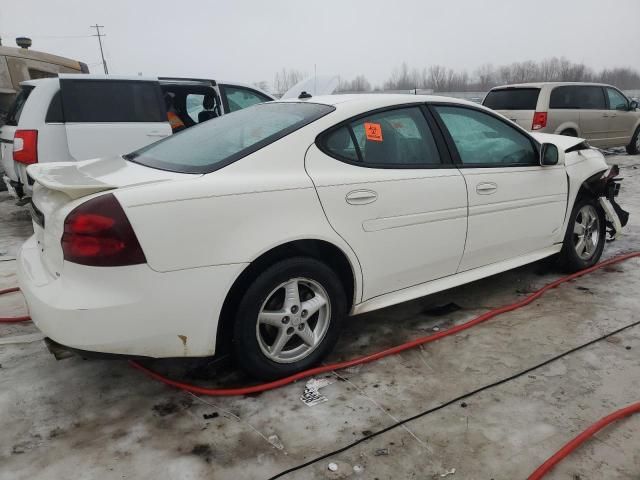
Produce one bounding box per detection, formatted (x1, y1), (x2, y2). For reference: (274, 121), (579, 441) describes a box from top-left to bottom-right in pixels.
(125, 102), (335, 174)
(483, 88), (540, 110)
(4, 86), (34, 126)
(60, 79), (165, 123)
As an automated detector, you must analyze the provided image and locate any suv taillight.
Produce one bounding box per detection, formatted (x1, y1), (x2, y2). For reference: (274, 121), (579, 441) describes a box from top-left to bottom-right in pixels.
(532, 112), (547, 130)
(61, 193), (146, 267)
(13, 130), (38, 164)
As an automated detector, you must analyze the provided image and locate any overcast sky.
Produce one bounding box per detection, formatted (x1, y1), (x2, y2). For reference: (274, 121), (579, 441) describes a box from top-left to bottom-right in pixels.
(1, 0), (638, 89)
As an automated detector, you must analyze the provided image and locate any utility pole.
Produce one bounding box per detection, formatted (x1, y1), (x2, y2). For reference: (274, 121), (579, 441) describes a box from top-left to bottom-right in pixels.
(90, 24), (109, 74)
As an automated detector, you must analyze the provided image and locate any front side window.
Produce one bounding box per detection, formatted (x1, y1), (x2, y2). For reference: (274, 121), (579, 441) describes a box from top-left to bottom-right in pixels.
(126, 102), (334, 174)
(434, 105), (537, 166)
(222, 85), (271, 113)
(60, 80), (166, 122)
(606, 88), (628, 111)
(322, 106), (441, 167)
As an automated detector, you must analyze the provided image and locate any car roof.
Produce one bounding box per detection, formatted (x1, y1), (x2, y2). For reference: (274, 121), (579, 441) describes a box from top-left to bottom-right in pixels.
(58, 73), (159, 81)
(276, 93), (477, 109)
(490, 81), (612, 90)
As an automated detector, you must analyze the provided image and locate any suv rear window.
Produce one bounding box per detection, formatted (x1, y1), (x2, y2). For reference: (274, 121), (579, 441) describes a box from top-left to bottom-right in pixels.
(60, 79), (165, 122)
(4, 86), (34, 126)
(483, 88), (540, 110)
(126, 102), (334, 174)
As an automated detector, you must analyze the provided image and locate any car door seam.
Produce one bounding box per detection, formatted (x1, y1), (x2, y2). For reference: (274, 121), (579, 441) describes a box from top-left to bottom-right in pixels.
(302, 142), (365, 305)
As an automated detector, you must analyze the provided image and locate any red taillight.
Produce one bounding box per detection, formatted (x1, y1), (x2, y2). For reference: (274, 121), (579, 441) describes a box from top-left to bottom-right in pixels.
(532, 112), (548, 130)
(13, 129), (38, 165)
(61, 193), (146, 267)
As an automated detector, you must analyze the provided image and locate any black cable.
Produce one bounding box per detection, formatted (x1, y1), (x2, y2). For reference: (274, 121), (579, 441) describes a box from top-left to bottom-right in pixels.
(268, 319), (640, 479)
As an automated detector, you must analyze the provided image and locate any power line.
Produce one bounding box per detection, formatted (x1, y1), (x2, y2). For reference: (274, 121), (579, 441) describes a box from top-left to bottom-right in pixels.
(89, 24), (108, 74)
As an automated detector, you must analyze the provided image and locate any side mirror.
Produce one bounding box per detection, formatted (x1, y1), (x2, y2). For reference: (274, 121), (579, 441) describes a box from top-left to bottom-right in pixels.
(630, 100), (639, 111)
(540, 143), (559, 166)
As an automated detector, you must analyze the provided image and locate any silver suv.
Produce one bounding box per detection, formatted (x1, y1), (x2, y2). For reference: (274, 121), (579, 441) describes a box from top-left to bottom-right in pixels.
(483, 82), (640, 154)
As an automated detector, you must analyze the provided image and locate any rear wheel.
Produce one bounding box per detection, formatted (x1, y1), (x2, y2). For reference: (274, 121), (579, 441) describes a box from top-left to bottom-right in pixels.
(560, 129), (578, 137)
(558, 196), (605, 272)
(232, 257), (346, 380)
(626, 126), (640, 155)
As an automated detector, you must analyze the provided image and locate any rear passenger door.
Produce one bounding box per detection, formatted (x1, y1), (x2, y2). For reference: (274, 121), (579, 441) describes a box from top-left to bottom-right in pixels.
(60, 79), (171, 160)
(306, 105), (468, 300)
(431, 104), (567, 271)
(549, 85), (607, 144)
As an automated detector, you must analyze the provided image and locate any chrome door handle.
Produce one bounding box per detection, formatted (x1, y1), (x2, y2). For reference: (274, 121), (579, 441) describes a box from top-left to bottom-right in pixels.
(476, 182), (498, 195)
(346, 189), (378, 205)
(147, 131), (169, 137)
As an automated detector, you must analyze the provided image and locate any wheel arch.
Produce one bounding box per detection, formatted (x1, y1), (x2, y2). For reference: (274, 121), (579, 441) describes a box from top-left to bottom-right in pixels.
(562, 156), (609, 239)
(554, 121), (581, 137)
(214, 238), (360, 356)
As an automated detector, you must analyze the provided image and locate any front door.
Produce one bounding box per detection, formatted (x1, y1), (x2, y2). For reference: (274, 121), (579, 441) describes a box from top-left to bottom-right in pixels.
(605, 87), (636, 147)
(430, 104), (568, 272)
(305, 105), (468, 300)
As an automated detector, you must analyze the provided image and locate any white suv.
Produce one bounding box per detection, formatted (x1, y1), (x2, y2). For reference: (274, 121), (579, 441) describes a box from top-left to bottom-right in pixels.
(0, 74), (274, 199)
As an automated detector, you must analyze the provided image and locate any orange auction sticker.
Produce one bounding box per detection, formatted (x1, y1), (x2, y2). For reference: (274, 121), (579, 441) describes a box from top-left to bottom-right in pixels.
(364, 122), (383, 142)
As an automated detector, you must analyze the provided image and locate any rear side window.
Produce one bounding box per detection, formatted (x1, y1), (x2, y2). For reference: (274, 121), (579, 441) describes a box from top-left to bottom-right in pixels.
(549, 86), (605, 110)
(483, 88), (540, 110)
(45, 91), (64, 122)
(322, 107), (442, 167)
(60, 80), (165, 122)
(5, 86), (34, 126)
(126, 102), (334, 174)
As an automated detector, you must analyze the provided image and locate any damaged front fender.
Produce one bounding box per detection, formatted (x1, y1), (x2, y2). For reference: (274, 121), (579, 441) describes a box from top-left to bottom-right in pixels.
(585, 165), (630, 240)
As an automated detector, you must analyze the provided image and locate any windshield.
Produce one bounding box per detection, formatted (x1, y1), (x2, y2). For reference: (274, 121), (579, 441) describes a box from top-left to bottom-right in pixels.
(483, 88), (540, 110)
(126, 102), (334, 173)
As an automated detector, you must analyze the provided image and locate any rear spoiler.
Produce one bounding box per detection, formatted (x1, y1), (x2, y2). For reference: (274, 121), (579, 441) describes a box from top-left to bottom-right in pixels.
(27, 162), (116, 199)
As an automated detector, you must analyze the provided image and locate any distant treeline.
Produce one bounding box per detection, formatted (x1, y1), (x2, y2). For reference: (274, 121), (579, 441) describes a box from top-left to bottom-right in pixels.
(264, 58), (640, 95)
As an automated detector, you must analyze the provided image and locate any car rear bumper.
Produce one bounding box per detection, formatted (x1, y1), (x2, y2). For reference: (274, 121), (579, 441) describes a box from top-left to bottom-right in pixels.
(17, 235), (247, 358)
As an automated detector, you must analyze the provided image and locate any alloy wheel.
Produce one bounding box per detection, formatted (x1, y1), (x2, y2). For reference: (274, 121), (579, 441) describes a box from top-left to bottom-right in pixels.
(573, 204), (600, 260)
(256, 277), (331, 363)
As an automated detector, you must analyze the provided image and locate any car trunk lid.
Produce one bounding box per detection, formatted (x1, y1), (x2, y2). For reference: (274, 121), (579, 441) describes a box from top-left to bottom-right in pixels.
(28, 156), (196, 276)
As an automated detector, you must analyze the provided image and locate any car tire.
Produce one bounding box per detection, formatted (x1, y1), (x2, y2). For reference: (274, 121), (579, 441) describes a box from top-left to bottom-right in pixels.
(232, 257), (346, 380)
(626, 126), (640, 155)
(558, 196), (606, 272)
(560, 129), (577, 137)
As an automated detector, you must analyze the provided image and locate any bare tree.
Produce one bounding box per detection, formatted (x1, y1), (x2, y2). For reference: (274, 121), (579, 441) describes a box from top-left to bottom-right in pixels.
(384, 62), (416, 90)
(475, 64), (496, 91)
(252, 81), (270, 93)
(273, 68), (304, 95)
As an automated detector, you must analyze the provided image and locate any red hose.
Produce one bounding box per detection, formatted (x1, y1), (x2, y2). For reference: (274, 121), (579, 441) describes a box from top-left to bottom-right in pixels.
(2, 252), (640, 479)
(0, 287), (31, 323)
(129, 251), (640, 396)
(528, 401), (640, 479)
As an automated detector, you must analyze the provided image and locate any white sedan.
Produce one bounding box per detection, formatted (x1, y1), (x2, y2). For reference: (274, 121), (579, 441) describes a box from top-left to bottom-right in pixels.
(17, 94), (627, 379)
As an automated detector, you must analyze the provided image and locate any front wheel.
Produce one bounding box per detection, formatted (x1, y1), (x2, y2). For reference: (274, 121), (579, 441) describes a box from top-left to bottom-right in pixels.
(558, 196), (606, 272)
(626, 126), (640, 155)
(232, 257), (346, 380)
